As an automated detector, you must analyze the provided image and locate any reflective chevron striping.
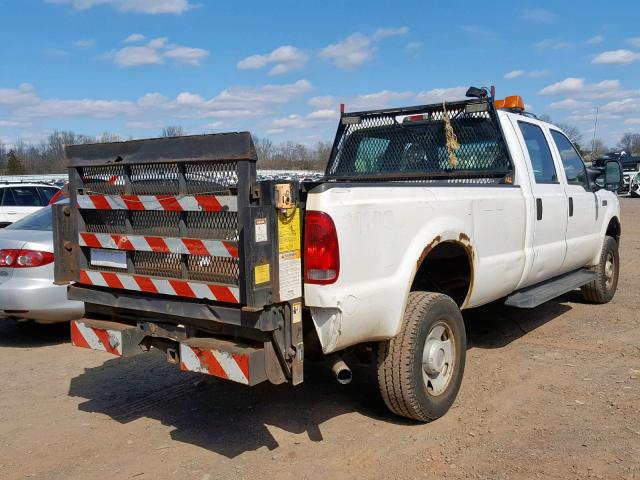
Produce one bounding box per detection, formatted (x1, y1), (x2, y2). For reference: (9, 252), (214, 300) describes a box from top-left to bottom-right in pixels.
(76, 193), (237, 212)
(79, 232), (238, 258)
(78, 270), (239, 303)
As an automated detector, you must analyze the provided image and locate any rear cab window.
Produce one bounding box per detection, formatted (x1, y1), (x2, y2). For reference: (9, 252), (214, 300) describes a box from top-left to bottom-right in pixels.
(518, 121), (558, 184)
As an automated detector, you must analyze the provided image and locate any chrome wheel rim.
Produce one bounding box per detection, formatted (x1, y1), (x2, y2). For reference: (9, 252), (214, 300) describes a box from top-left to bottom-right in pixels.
(604, 252), (615, 290)
(422, 321), (455, 396)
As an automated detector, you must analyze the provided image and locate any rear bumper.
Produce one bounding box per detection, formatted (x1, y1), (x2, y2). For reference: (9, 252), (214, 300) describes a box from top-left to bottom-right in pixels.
(71, 318), (270, 386)
(0, 277), (84, 323)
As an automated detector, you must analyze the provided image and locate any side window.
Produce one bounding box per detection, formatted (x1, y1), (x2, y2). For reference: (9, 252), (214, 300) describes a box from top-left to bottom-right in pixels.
(518, 122), (558, 183)
(5, 187), (41, 207)
(38, 187), (59, 205)
(0, 188), (5, 206)
(550, 130), (589, 189)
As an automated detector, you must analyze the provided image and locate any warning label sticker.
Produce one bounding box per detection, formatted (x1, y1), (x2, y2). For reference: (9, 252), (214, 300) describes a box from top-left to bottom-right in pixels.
(254, 263), (270, 285)
(277, 208), (302, 300)
(255, 218), (268, 243)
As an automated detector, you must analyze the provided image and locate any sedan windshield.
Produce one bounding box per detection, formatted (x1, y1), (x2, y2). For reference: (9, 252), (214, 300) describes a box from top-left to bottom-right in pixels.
(5, 206), (53, 231)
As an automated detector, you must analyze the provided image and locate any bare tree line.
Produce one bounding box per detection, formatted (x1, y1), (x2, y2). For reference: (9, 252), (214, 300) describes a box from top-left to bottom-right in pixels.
(0, 128), (332, 174)
(1, 122), (637, 175)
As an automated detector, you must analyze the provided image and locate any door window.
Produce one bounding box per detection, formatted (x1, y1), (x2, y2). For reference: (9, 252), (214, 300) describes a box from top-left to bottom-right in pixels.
(38, 187), (59, 205)
(518, 122), (558, 184)
(3, 187), (42, 207)
(550, 130), (589, 189)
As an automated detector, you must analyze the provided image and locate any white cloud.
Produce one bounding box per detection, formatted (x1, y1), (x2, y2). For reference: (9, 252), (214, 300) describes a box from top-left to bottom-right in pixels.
(415, 87), (468, 104)
(124, 33), (145, 43)
(548, 99), (592, 110)
(504, 70), (524, 80)
(405, 41), (423, 51)
(600, 98), (640, 114)
(534, 39), (573, 50)
(308, 95), (337, 109)
(320, 27), (409, 68)
(624, 118), (640, 125)
(566, 112), (620, 123)
(522, 8), (556, 23)
(587, 35), (604, 44)
(237, 46), (308, 75)
(306, 109), (338, 121)
(537, 78), (636, 99)
(373, 27), (409, 40)
(115, 46), (163, 66)
(0, 120), (32, 129)
(164, 45), (208, 66)
(46, 0), (193, 14)
(504, 69), (549, 80)
(0, 83), (39, 106)
(110, 36), (208, 67)
(125, 120), (163, 129)
(0, 80), (312, 123)
(73, 39), (95, 48)
(592, 49), (640, 65)
(349, 90), (414, 110)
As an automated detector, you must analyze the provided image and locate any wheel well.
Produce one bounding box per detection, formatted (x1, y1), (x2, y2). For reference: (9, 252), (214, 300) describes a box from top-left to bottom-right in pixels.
(411, 241), (472, 307)
(606, 217), (621, 244)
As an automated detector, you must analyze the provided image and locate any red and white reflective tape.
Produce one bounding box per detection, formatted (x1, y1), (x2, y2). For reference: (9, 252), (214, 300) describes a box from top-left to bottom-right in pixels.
(179, 343), (250, 384)
(79, 270), (239, 303)
(79, 232), (238, 258)
(76, 193), (237, 212)
(71, 320), (122, 356)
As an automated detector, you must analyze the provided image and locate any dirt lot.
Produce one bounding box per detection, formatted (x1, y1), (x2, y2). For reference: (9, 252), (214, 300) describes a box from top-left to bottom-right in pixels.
(1, 199), (639, 480)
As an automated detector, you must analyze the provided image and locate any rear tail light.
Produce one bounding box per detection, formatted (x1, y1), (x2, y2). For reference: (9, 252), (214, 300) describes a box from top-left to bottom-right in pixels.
(304, 211), (340, 285)
(0, 249), (54, 268)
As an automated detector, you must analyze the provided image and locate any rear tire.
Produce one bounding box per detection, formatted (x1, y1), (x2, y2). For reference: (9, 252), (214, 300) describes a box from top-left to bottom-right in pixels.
(581, 236), (619, 304)
(377, 292), (466, 422)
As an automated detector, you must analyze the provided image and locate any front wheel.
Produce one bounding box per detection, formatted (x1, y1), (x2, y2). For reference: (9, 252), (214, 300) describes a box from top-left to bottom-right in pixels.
(581, 236), (619, 304)
(377, 292), (466, 422)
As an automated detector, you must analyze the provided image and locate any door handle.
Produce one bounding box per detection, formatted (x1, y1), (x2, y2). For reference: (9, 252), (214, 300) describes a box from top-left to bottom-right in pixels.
(569, 197), (574, 217)
(536, 198), (543, 220)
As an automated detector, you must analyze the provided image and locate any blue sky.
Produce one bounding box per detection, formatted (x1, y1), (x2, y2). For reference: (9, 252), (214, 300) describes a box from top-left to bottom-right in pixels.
(0, 0), (639, 149)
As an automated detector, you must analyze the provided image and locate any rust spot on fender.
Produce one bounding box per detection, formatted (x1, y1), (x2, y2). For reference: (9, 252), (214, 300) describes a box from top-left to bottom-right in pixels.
(416, 235), (442, 269)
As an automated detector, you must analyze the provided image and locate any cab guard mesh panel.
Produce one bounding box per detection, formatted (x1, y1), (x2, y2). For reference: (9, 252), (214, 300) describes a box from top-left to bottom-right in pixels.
(326, 100), (513, 181)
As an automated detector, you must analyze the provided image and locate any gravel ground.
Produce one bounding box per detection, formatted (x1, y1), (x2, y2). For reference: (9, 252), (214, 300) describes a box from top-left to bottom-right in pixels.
(0, 198), (638, 480)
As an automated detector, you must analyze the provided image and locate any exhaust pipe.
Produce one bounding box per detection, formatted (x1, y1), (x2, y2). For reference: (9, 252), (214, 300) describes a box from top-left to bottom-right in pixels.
(327, 353), (352, 385)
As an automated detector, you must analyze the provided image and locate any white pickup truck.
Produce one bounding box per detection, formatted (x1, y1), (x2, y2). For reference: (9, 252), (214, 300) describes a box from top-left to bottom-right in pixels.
(54, 88), (622, 422)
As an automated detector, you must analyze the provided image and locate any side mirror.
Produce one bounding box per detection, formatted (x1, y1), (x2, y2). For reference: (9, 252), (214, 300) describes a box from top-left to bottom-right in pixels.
(590, 160), (622, 192)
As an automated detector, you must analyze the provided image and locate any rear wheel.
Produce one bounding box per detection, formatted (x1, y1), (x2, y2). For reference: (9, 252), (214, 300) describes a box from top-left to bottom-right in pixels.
(581, 236), (619, 304)
(377, 292), (466, 422)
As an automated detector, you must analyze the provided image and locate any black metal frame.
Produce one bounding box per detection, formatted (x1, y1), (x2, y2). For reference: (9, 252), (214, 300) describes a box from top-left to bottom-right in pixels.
(325, 98), (515, 182)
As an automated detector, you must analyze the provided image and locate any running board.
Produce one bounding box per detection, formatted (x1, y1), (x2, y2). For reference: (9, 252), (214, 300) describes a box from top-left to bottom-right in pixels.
(504, 269), (596, 309)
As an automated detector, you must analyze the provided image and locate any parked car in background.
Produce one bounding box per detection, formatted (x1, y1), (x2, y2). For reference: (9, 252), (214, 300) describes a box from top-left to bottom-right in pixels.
(0, 201), (84, 323)
(629, 171), (640, 197)
(0, 183), (61, 227)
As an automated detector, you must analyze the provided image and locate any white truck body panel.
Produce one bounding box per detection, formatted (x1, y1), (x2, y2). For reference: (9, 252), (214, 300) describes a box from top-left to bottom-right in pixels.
(306, 110), (620, 353)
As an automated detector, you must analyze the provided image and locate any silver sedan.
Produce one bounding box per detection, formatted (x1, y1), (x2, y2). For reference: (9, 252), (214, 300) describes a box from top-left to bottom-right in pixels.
(0, 204), (84, 323)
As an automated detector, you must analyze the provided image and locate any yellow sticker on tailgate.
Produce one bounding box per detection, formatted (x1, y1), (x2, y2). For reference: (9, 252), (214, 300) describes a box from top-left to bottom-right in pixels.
(254, 263), (270, 285)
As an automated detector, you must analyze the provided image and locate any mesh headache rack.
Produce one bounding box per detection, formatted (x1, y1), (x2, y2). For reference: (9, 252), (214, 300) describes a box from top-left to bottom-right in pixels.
(326, 99), (514, 182)
(53, 132), (303, 310)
